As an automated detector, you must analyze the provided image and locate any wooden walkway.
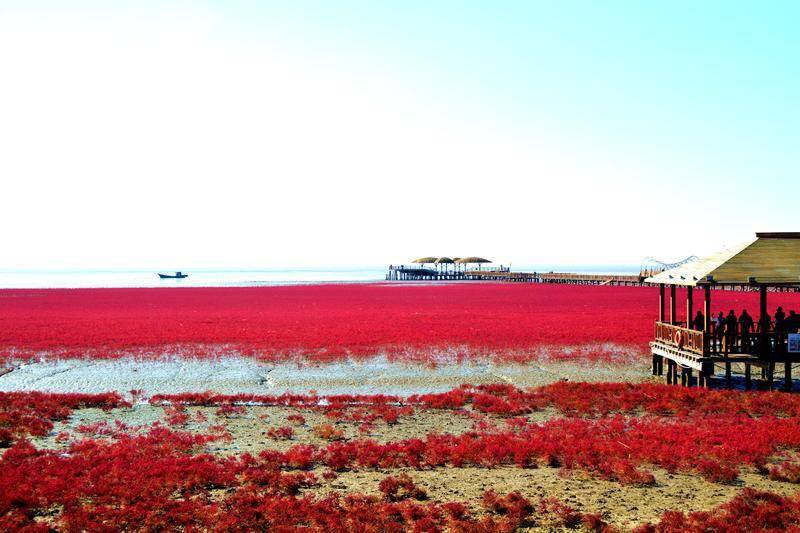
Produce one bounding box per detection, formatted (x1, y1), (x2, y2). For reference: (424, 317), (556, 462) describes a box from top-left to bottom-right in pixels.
(386, 266), (646, 285)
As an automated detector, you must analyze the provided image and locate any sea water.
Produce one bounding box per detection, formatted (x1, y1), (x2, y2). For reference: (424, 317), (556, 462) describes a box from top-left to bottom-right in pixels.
(0, 268), (387, 288)
(0, 265), (638, 289)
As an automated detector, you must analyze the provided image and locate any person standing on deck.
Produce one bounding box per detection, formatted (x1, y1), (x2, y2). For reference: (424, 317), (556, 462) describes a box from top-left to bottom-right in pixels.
(714, 312), (725, 352)
(757, 312), (773, 356)
(788, 310), (799, 333)
(739, 310), (754, 352)
(692, 311), (705, 331)
(775, 307), (788, 352)
(724, 310), (738, 354)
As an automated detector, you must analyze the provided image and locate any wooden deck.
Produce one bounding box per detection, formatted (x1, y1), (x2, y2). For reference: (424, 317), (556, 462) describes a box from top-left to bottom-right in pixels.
(650, 321), (799, 390)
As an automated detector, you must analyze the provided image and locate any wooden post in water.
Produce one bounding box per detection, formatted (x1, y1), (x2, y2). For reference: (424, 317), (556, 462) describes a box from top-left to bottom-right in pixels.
(745, 364), (752, 390)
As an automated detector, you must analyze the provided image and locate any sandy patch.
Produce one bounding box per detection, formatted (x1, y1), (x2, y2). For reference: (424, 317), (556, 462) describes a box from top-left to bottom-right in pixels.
(311, 466), (799, 530)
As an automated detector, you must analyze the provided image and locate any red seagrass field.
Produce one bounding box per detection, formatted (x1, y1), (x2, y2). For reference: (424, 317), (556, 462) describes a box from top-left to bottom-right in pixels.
(6, 283), (800, 531)
(2, 283), (799, 364)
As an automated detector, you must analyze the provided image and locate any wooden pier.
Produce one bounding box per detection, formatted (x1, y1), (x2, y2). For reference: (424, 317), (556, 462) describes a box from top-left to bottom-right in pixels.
(388, 251), (800, 290)
(386, 264), (647, 285)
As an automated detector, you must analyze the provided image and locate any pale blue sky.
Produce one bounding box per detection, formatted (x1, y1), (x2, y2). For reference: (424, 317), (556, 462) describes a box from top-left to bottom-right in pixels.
(0, 1), (797, 268)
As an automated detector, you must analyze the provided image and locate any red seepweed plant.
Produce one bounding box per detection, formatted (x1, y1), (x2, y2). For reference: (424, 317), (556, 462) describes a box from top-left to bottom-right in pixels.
(5, 284), (794, 364)
(4, 384), (800, 529)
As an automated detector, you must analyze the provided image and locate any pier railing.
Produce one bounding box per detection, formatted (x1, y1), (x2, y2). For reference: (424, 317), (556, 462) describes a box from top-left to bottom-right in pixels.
(654, 321), (706, 355)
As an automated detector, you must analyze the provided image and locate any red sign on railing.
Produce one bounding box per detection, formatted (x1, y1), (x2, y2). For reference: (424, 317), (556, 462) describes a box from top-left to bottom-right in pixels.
(654, 322), (705, 355)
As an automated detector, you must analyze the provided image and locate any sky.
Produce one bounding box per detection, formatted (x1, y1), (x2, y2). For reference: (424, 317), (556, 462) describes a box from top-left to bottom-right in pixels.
(1, 1), (798, 269)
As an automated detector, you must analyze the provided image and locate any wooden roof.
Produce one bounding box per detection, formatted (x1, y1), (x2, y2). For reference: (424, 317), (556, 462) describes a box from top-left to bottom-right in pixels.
(645, 233), (800, 286)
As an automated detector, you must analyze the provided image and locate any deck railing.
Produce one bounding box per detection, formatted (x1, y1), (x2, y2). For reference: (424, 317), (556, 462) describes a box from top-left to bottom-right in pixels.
(654, 321), (706, 355)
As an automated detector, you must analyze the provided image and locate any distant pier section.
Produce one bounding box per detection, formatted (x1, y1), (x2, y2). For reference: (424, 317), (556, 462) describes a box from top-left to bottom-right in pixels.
(386, 257), (646, 285)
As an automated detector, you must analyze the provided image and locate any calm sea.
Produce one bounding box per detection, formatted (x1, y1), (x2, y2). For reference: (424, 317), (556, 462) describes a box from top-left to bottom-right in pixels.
(0, 265), (638, 289)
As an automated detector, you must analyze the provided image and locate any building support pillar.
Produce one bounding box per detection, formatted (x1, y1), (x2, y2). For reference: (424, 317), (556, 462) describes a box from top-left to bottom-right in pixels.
(670, 285), (677, 325)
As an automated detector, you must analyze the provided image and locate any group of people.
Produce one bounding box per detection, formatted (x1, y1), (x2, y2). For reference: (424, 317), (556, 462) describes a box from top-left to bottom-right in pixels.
(691, 307), (800, 354)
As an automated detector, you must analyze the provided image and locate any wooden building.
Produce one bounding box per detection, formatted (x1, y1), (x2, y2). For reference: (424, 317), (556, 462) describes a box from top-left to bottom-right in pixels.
(646, 232), (800, 389)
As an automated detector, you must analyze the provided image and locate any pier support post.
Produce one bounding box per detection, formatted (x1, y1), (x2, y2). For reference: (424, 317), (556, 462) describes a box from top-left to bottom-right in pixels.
(700, 362), (714, 388)
(666, 360), (674, 384)
(745, 364), (752, 390)
(686, 367), (693, 387)
(785, 362), (793, 391)
(725, 362), (732, 388)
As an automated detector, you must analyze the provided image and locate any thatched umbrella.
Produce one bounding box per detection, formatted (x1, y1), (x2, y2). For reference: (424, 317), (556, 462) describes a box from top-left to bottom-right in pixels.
(455, 257), (492, 271)
(412, 257), (437, 266)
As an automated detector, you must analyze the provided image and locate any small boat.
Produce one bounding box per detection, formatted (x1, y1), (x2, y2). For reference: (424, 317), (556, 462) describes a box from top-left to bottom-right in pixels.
(158, 271), (189, 279)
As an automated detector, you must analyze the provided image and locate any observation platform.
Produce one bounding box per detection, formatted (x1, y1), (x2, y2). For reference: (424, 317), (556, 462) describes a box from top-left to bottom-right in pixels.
(646, 232), (800, 390)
